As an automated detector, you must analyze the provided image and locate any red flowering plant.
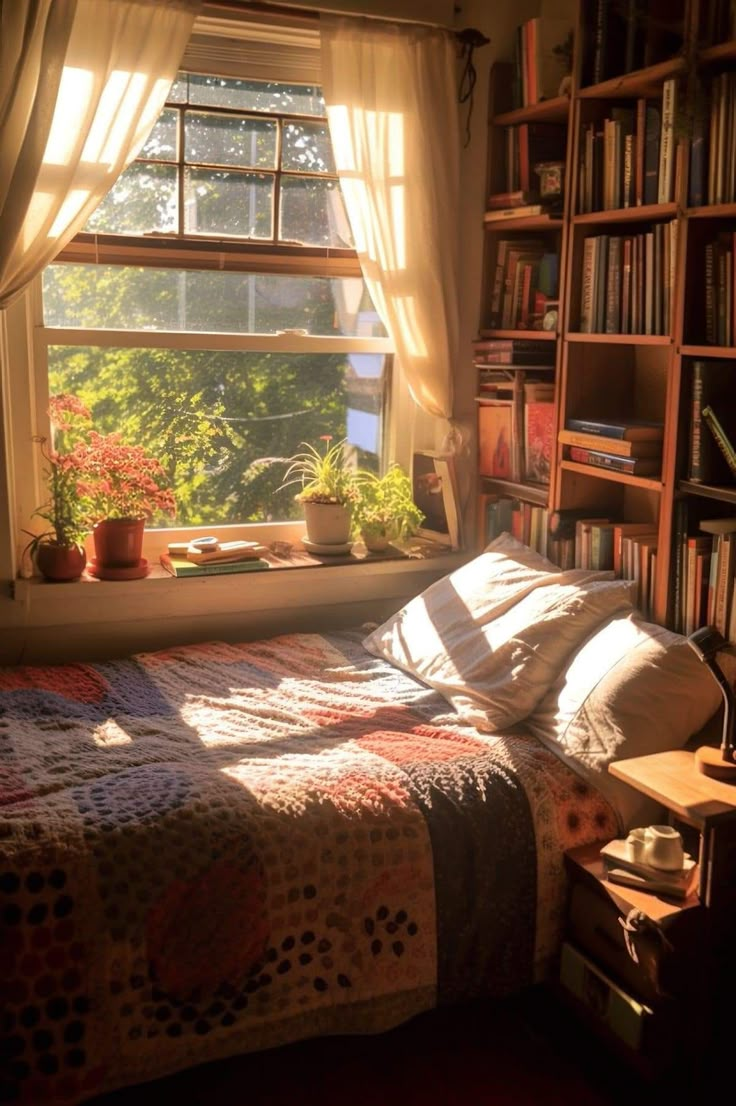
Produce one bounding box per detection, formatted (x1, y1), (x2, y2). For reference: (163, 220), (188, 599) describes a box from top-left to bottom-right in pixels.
(73, 432), (176, 523)
(23, 395), (94, 555)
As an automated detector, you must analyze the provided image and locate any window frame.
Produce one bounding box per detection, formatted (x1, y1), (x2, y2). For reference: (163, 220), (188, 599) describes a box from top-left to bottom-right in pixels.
(31, 64), (395, 555)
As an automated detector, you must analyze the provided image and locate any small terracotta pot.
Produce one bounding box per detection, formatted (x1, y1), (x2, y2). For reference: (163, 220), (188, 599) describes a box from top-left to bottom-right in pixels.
(35, 542), (87, 582)
(93, 517), (145, 568)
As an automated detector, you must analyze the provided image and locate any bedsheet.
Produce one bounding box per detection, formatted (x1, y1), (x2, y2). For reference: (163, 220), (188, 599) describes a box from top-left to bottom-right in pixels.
(0, 631), (618, 1104)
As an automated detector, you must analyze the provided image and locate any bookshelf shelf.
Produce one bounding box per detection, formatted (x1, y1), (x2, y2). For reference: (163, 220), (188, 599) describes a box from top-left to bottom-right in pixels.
(478, 328), (558, 341)
(685, 204), (736, 220)
(573, 203), (679, 226)
(493, 95), (570, 126)
(483, 214), (564, 232)
(679, 345), (736, 359)
(577, 57), (687, 100)
(677, 482), (736, 506)
(565, 332), (673, 345)
(479, 476), (549, 507)
(560, 460), (663, 493)
(698, 40), (736, 65)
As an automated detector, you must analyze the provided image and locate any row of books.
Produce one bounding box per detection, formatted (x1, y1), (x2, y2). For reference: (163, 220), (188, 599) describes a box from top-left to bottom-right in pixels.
(488, 238), (559, 330)
(478, 380), (555, 485)
(560, 415), (664, 479)
(480, 494), (551, 558)
(578, 225), (676, 335)
(511, 13), (573, 109)
(688, 359), (736, 485)
(576, 85), (676, 213)
(581, 0), (683, 88)
(698, 0), (736, 47)
(574, 516), (658, 616)
(690, 70), (736, 208)
(673, 519), (736, 640)
(703, 232), (736, 347)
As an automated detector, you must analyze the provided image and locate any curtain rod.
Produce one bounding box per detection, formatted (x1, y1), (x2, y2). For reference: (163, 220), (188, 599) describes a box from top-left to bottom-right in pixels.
(201, 0), (462, 31)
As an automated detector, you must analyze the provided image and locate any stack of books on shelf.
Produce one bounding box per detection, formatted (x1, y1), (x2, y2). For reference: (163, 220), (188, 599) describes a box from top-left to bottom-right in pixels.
(687, 360), (736, 486)
(577, 79), (681, 213)
(559, 416), (664, 478)
(599, 838), (697, 901)
(578, 223), (677, 335)
(671, 515), (736, 640)
(480, 493), (550, 557)
(487, 239), (559, 330)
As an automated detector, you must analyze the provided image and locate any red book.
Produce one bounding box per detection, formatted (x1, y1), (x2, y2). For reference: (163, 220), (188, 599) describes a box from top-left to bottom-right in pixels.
(524, 399), (555, 483)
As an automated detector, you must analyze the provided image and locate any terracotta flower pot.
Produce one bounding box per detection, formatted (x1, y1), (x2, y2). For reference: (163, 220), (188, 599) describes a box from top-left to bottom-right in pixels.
(93, 517), (145, 568)
(35, 542), (87, 582)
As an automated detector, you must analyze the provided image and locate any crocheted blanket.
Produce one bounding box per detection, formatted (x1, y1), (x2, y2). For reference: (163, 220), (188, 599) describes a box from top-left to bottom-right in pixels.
(0, 631), (617, 1105)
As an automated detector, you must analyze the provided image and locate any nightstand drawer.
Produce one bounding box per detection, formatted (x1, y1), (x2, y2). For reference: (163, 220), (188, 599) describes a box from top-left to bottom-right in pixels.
(559, 941), (654, 1052)
(568, 881), (663, 1004)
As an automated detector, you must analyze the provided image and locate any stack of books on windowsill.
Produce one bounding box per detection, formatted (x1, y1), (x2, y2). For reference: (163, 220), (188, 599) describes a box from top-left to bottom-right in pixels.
(599, 839), (698, 900)
(161, 540), (271, 577)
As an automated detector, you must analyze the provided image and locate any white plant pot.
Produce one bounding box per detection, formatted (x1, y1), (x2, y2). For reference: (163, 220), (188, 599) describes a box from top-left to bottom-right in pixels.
(303, 501), (352, 545)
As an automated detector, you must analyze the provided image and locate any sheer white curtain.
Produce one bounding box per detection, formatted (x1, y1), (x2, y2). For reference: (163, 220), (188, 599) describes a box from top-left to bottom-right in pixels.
(0, 0), (200, 308)
(320, 15), (461, 422)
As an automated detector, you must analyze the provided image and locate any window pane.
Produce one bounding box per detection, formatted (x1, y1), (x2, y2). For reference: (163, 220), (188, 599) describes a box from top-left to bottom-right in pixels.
(47, 347), (384, 526)
(43, 265), (388, 338)
(175, 73), (326, 117)
(85, 163), (177, 234)
(280, 176), (353, 247)
(185, 112), (277, 169)
(140, 108), (178, 162)
(282, 120), (335, 174)
(184, 168), (273, 238)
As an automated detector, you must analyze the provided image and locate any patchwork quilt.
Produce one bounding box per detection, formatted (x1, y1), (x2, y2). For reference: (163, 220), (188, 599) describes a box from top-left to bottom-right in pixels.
(0, 631), (618, 1104)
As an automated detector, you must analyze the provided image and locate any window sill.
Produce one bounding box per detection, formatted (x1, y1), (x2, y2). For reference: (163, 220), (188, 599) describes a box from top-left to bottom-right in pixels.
(6, 540), (469, 664)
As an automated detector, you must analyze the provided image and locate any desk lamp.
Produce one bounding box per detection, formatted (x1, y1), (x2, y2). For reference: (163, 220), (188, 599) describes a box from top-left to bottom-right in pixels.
(686, 626), (736, 781)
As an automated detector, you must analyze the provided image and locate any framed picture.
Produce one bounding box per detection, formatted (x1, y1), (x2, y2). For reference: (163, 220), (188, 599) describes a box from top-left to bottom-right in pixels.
(412, 450), (461, 549)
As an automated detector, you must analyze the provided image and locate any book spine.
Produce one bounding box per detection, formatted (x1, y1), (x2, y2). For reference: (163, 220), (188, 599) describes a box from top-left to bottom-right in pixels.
(644, 106), (661, 205)
(565, 417), (660, 439)
(605, 235), (622, 333)
(580, 237), (596, 332)
(689, 361), (705, 483)
(635, 97), (645, 205)
(568, 446), (637, 473)
(658, 79), (676, 203)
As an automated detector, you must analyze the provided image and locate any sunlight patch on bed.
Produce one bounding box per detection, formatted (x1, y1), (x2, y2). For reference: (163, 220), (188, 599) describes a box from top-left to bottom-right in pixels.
(93, 718), (133, 747)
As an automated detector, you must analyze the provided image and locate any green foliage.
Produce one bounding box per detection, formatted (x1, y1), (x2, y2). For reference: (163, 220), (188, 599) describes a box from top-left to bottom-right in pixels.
(351, 463), (424, 543)
(279, 436), (358, 504)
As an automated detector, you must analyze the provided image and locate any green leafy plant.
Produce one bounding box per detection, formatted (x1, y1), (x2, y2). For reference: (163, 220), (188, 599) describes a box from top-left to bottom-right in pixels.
(352, 463), (424, 546)
(278, 435), (358, 505)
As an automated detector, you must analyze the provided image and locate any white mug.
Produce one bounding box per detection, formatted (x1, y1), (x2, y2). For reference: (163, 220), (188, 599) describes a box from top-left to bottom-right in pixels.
(642, 825), (684, 871)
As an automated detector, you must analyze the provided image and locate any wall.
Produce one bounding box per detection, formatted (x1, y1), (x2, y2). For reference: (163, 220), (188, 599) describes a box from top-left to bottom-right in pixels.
(0, 0), (544, 664)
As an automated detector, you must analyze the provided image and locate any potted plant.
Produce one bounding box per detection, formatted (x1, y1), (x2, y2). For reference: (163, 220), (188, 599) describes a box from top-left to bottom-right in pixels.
(352, 463), (424, 552)
(74, 431), (177, 569)
(279, 435), (358, 546)
(22, 395), (93, 582)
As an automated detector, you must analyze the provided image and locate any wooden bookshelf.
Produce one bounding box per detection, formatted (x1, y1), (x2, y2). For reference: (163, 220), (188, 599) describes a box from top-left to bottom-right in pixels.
(477, 0), (736, 628)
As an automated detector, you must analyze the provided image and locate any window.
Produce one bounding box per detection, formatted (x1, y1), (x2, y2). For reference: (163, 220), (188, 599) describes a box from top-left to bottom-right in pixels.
(41, 69), (392, 529)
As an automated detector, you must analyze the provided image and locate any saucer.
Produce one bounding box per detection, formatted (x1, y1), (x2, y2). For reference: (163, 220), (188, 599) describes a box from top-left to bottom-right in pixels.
(302, 539), (353, 556)
(87, 558), (150, 581)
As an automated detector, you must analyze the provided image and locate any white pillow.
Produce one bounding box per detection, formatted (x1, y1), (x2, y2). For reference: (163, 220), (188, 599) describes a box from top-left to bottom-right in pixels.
(363, 533), (634, 730)
(526, 613), (723, 830)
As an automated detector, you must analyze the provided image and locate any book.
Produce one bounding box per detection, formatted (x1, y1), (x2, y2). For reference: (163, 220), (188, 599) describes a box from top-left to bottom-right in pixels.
(483, 204), (547, 223)
(599, 838), (697, 895)
(699, 517), (736, 534)
(688, 360), (736, 483)
(611, 522), (660, 577)
(549, 506), (610, 540)
(487, 189), (540, 209)
(160, 554), (271, 577)
(478, 399), (516, 479)
(605, 867), (693, 899)
(702, 405), (736, 479)
(565, 417), (664, 441)
(558, 428), (663, 458)
(185, 540), (267, 565)
(523, 394), (555, 483)
(567, 446), (660, 476)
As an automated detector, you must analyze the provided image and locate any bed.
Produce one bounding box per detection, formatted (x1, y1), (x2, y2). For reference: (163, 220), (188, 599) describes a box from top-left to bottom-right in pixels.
(0, 535), (720, 1106)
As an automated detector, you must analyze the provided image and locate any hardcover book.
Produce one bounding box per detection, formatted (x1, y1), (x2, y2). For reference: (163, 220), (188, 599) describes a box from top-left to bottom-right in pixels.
(523, 393), (555, 483)
(160, 554), (271, 577)
(688, 360), (736, 483)
(567, 446), (660, 476)
(559, 428), (662, 458)
(565, 417), (664, 440)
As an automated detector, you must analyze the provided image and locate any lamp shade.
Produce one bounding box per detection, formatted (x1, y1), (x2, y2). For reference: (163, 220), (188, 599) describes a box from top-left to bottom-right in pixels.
(686, 627), (736, 782)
